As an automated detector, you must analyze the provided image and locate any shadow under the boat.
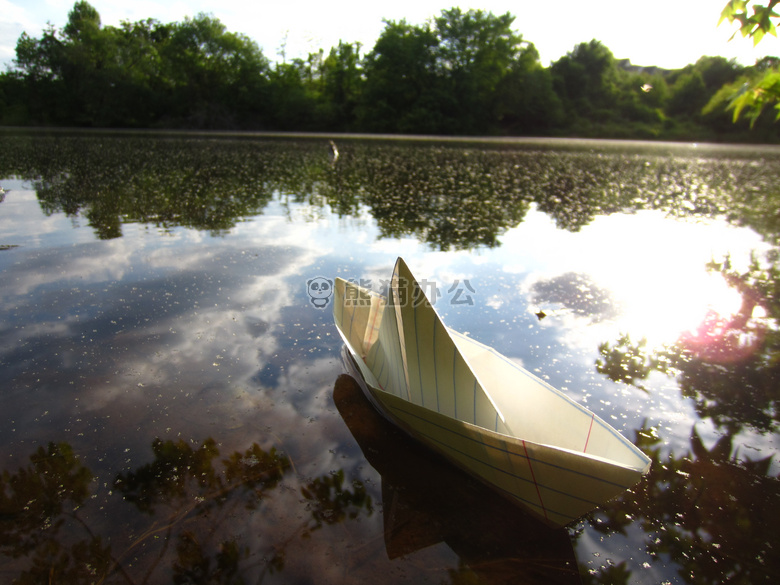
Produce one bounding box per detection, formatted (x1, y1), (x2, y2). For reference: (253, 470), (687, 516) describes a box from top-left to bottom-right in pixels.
(333, 372), (582, 585)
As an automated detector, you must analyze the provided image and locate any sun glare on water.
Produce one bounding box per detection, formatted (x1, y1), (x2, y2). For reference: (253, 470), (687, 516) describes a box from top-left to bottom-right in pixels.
(616, 269), (746, 347)
(577, 211), (770, 355)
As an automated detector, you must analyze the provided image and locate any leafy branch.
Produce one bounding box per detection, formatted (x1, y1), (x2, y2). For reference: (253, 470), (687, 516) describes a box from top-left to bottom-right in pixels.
(716, 1), (780, 125)
(720, 0), (780, 45)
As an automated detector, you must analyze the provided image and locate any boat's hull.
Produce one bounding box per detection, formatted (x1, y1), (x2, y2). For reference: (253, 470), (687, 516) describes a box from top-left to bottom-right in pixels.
(341, 344), (644, 527)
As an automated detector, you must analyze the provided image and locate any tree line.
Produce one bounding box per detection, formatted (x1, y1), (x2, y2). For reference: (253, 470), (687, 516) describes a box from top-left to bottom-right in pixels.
(1, 1), (779, 141)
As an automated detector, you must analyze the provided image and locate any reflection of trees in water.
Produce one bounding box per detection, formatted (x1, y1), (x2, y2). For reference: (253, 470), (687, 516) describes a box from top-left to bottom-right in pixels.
(2, 136), (780, 250)
(576, 425), (779, 585)
(4, 397), (776, 583)
(0, 374), (582, 585)
(597, 257), (780, 434)
(0, 442), (107, 583)
(347, 146), (532, 249)
(589, 256), (779, 583)
(6, 137), (280, 239)
(0, 436), (371, 583)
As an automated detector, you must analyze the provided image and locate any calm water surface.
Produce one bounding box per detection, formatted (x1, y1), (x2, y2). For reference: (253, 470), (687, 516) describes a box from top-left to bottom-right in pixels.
(0, 132), (779, 584)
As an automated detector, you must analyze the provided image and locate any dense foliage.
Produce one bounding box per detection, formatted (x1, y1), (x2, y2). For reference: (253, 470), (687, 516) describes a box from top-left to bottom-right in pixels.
(705, 0), (780, 127)
(1, 2), (779, 141)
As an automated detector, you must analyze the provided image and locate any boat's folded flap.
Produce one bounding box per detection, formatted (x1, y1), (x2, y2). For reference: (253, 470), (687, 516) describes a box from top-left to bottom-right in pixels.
(389, 258), (512, 436)
(334, 260), (513, 436)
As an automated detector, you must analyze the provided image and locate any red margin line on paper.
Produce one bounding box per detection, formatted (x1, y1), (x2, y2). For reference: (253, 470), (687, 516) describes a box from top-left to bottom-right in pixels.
(522, 439), (547, 520)
(584, 414), (595, 453)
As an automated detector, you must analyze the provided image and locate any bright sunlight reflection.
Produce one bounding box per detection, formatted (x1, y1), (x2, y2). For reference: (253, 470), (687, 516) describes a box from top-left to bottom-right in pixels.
(617, 269), (744, 347)
(586, 212), (768, 353)
(507, 209), (772, 354)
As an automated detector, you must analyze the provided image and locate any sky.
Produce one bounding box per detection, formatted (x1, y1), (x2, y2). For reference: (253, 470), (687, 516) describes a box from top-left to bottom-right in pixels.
(1, 0), (779, 72)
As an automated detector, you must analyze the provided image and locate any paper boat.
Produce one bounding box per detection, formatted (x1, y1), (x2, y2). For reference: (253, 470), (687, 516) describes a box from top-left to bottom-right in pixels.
(333, 258), (651, 527)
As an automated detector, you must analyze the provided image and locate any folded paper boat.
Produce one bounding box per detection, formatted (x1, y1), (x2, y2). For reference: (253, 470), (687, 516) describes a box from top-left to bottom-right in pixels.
(333, 258), (651, 527)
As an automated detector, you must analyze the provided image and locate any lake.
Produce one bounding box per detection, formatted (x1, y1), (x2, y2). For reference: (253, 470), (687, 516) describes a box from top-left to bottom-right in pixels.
(0, 131), (778, 584)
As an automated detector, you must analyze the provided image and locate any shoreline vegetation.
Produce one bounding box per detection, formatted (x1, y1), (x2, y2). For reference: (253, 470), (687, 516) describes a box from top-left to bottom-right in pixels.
(1, 2), (779, 144)
(4, 126), (780, 152)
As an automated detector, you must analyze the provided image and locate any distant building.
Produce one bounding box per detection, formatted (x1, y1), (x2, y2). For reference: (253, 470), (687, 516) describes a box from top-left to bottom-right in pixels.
(616, 59), (671, 77)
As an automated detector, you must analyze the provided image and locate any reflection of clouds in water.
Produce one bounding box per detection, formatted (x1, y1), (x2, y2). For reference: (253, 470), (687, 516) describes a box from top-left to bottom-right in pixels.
(491, 204), (773, 351)
(365, 235), (421, 259)
(529, 271), (620, 322)
(80, 257), (333, 417)
(0, 195), (351, 489)
(348, 251), (487, 305)
(0, 191), (94, 246)
(232, 199), (339, 250)
(0, 239), (133, 300)
(232, 471), (385, 584)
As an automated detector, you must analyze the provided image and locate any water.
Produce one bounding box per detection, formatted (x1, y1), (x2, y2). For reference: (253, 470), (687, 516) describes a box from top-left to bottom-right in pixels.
(0, 132), (778, 584)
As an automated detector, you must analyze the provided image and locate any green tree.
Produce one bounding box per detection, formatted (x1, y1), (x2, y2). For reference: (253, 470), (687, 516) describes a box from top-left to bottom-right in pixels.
(160, 13), (270, 128)
(63, 0), (100, 38)
(6, 2), (271, 128)
(636, 73), (670, 110)
(358, 19), (441, 133)
(320, 41), (363, 130)
(106, 19), (173, 126)
(57, 1), (117, 125)
(359, 9), (531, 135)
(13, 27), (61, 82)
(283, 42), (364, 131)
(9, 2), (168, 126)
(614, 70), (668, 133)
(433, 8), (525, 134)
(267, 58), (321, 130)
(667, 70), (708, 117)
(551, 40), (622, 131)
(494, 43), (563, 133)
(668, 57), (743, 120)
(11, 25), (67, 124)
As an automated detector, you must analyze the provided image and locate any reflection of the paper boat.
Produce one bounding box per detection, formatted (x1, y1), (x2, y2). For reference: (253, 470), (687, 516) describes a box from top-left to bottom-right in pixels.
(334, 362), (582, 585)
